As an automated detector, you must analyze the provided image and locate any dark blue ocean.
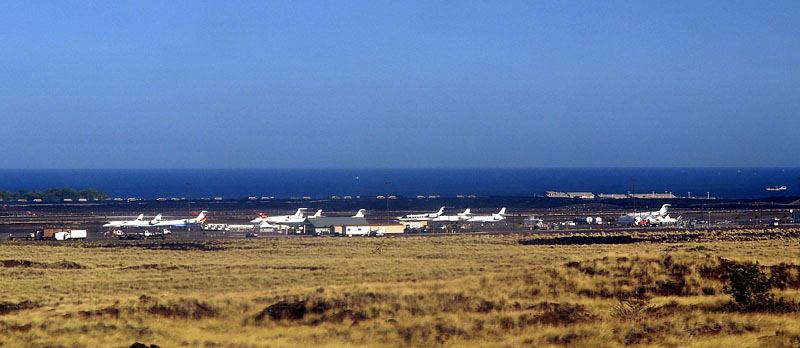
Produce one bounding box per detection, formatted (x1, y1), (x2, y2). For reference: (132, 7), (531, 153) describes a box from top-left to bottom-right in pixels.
(0, 168), (798, 199)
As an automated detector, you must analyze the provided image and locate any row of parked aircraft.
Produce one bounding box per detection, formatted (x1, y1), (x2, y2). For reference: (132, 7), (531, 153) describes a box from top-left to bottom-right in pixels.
(103, 209), (365, 230)
(396, 207), (507, 223)
(103, 205), (677, 230)
(249, 208), (326, 225)
(102, 211), (207, 228)
(618, 204), (679, 225)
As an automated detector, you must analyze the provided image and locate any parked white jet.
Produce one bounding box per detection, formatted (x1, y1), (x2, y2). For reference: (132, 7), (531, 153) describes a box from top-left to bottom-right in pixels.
(141, 213), (163, 227)
(432, 209), (471, 222)
(467, 208), (507, 223)
(154, 211), (208, 227)
(102, 214), (151, 228)
(618, 204), (673, 225)
(278, 208), (319, 225)
(250, 208), (308, 224)
(228, 219), (279, 231)
(645, 214), (679, 225)
(397, 207), (445, 222)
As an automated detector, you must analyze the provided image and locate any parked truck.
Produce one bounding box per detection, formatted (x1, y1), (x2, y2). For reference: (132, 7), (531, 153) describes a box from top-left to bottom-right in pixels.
(7, 229), (87, 241)
(43, 228), (70, 240)
(54, 230), (87, 240)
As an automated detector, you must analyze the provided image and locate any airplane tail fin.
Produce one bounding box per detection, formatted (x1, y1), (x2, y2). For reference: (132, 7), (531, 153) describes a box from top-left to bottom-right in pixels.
(435, 207), (445, 216)
(498, 208), (506, 216)
(196, 211), (208, 223)
(312, 209), (322, 218)
(136, 214), (144, 221)
(353, 209), (365, 218)
(460, 208), (471, 216)
(150, 213), (162, 224)
(659, 204), (670, 214)
(294, 208), (308, 218)
(251, 213), (265, 223)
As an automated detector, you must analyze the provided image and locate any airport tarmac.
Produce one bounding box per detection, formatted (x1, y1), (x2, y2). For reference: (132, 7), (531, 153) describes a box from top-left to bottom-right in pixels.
(2, 196), (800, 241)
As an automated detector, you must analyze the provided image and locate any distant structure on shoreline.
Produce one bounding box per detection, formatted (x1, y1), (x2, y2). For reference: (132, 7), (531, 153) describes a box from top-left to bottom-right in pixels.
(545, 191), (677, 199)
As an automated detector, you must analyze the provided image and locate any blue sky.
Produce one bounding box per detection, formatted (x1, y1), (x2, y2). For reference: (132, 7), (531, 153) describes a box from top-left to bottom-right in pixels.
(1, 1), (798, 168)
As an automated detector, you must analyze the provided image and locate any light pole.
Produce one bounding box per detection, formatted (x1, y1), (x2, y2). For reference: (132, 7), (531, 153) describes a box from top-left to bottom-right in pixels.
(385, 181), (391, 226)
(187, 183), (191, 233)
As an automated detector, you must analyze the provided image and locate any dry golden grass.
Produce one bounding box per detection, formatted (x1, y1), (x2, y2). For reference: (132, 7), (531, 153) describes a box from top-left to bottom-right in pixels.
(0, 232), (799, 347)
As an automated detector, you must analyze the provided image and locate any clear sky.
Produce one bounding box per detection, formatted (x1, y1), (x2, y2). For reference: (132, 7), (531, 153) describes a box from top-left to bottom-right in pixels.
(1, 1), (798, 168)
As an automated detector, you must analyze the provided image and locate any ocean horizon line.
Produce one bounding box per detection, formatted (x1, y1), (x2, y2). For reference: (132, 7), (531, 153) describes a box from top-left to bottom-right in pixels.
(1, 167), (800, 171)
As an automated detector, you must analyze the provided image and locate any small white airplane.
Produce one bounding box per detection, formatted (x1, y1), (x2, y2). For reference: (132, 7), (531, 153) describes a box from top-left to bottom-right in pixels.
(104, 213), (164, 228)
(467, 208), (506, 223)
(228, 219), (279, 231)
(134, 213), (163, 227)
(618, 204), (673, 225)
(432, 209), (471, 222)
(645, 214), (679, 225)
(353, 209), (366, 218)
(154, 211), (208, 227)
(250, 208), (308, 224)
(103, 214), (145, 228)
(278, 209), (321, 226)
(397, 207), (445, 222)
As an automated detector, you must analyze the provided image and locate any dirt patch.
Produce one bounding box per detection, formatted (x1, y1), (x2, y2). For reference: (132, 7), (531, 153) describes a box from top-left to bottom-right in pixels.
(623, 323), (671, 345)
(138, 242), (223, 251)
(309, 300), (332, 314)
(519, 235), (639, 245)
(123, 264), (181, 271)
(699, 258), (739, 281)
(82, 241), (224, 251)
(770, 263), (800, 290)
(518, 302), (596, 327)
(263, 265), (328, 271)
(0, 259), (84, 269)
(0, 321), (33, 333)
(130, 343), (161, 348)
(255, 300), (307, 322)
(49, 260), (85, 269)
(0, 300), (38, 315)
(566, 261), (610, 276)
(77, 306), (120, 319)
(398, 320), (469, 345)
(546, 331), (589, 345)
(147, 299), (217, 319)
(317, 309), (368, 325)
(251, 298), (372, 325)
(1, 260), (46, 268)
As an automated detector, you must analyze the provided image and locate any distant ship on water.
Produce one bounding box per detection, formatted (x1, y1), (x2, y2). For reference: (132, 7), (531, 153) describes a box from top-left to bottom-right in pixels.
(765, 185), (788, 191)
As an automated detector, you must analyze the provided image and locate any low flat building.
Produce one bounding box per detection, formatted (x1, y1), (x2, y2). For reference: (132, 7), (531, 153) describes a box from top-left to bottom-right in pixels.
(630, 193), (676, 199)
(308, 216), (369, 236)
(545, 191), (570, 198)
(597, 193), (628, 199)
(368, 223), (406, 235)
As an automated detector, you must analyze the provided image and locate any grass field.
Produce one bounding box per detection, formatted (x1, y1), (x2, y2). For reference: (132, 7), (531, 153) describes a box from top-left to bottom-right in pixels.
(1, 232), (800, 347)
